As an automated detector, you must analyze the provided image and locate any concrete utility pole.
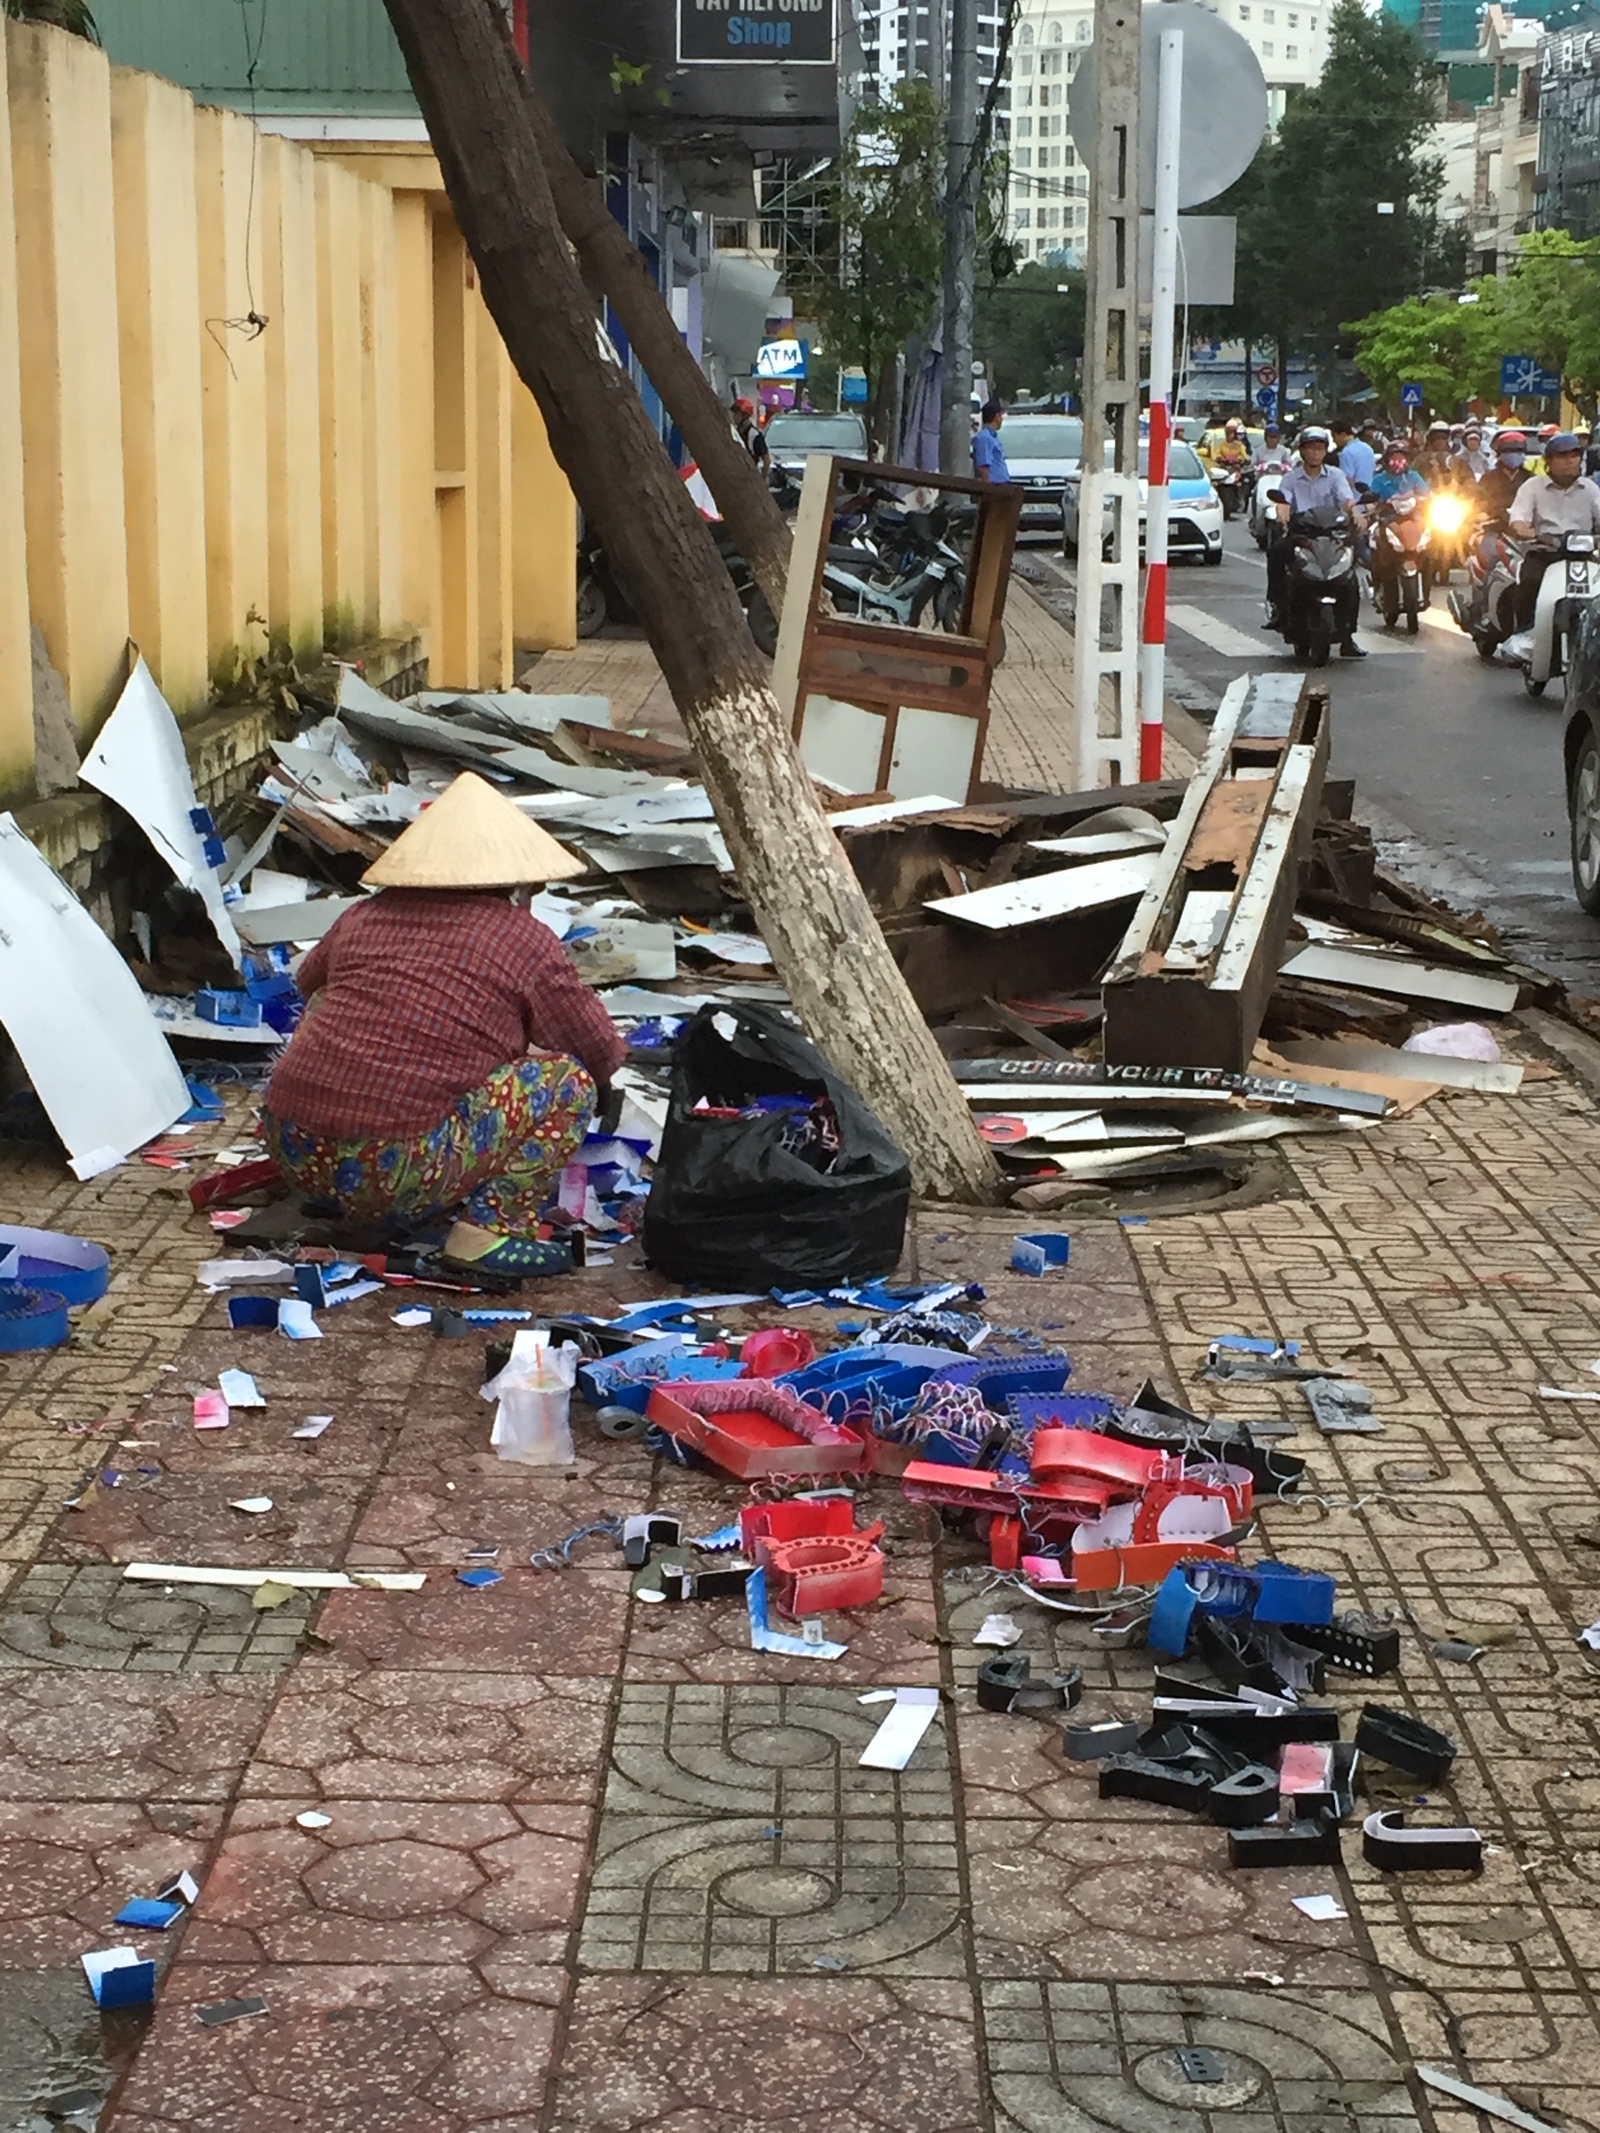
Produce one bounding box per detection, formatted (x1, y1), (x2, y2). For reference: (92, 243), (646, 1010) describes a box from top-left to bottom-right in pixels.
(940, 0), (982, 474)
(1072, 0), (1143, 786)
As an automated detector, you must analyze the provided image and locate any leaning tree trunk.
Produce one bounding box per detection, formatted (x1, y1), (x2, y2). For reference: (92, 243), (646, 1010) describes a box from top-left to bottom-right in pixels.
(380, 0), (1000, 1203)
(521, 80), (792, 622)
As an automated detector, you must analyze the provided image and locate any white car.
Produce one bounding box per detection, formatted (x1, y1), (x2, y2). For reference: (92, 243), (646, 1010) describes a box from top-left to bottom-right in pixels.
(993, 413), (1086, 538)
(1060, 439), (1224, 565)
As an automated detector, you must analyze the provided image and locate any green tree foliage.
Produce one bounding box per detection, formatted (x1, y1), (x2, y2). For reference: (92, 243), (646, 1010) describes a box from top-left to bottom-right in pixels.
(785, 83), (944, 447)
(974, 262), (1085, 398)
(1346, 229), (1600, 415)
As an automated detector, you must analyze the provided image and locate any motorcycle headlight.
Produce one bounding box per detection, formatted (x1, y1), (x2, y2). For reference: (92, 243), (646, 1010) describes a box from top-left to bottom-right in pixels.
(1428, 495), (1470, 536)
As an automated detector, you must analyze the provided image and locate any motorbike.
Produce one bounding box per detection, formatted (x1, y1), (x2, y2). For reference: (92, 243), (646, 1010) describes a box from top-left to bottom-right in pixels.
(1424, 488), (1472, 588)
(577, 513), (781, 655)
(1368, 494), (1430, 634)
(1250, 458), (1293, 549)
(1210, 459), (1251, 520)
(819, 496), (969, 634)
(1506, 530), (1600, 699)
(1447, 519), (1520, 660)
(1269, 500), (1359, 667)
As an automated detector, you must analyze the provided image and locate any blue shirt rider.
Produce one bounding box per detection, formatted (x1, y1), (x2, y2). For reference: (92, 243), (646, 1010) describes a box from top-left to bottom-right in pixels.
(1369, 446), (1429, 505)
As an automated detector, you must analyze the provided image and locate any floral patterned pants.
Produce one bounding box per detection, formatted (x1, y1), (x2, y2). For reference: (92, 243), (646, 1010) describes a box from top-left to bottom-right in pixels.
(262, 1053), (596, 1236)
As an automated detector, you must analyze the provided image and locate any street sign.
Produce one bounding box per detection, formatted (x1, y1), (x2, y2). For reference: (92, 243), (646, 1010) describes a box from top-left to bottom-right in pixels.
(1256, 386), (1277, 413)
(1400, 382), (1424, 407)
(1068, 4), (1269, 211)
(1501, 354), (1563, 397)
(755, 337), (807, 380)
(840, 368), (869, 404)
(677, 0), (836, 64)
(1256, 365), (1277, 386)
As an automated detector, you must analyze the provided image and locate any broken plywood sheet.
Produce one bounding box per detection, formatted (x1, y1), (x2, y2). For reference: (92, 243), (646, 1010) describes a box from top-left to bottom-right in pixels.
(0, 816), (191, 1176)
(925, 852), (1158, 930)
(78, 657), (242, 969)
(1278, 942), (1518, 1015)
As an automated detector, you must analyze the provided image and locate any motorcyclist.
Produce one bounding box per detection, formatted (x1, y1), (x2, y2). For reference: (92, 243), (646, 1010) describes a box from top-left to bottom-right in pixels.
(1414, 421), (1456, 489)
(1456, 423), (1492, 481)
(1201, 417), (1252, 472)
(1266, 425), (1367, 656)
(1255, 423), (1287, 464)
(732, 397), (770, 469)
(1506, 432), (1600, 628)
(1476, 430), (1531, 532)
(1369, 442), (1430, 505)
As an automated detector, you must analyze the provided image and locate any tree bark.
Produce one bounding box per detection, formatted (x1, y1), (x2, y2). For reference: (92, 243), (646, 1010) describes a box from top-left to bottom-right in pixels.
(380, 0), (1000, 1204)
(521, 81), (792, 622)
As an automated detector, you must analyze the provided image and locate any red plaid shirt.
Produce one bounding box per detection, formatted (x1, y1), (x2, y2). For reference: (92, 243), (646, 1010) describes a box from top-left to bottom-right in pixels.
(264, 890), (626, 1139)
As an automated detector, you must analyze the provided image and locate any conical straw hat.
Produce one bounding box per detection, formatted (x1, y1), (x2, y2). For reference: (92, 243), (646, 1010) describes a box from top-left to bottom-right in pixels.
(362, 772), (586, 889)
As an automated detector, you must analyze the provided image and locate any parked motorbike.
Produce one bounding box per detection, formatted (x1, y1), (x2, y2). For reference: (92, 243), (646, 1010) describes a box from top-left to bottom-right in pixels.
(1508, 531), (1600, 699)
(576, 515), (780, 655)
(1269, 499), (1359, 667)
(1368, 495), (1430, 634)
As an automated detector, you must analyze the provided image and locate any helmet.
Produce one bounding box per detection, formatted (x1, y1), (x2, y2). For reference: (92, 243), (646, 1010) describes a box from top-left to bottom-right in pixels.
(1546, 432), (1584, 455)
(1539, 423), (1559, 439)
(1493, 429), (1528, 456)
(1384, 442), (1410, 463)
(1427, 420), (1449, 437)
(733, 397), (756, 416)
(1463, 422), (1483, 439)
(1299, 426), (1331, 446)
(1224, 417), (1241, 432)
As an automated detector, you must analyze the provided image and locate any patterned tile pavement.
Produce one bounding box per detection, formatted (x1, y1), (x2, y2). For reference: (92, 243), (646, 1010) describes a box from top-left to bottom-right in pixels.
(8, 1048), (1600, 2125)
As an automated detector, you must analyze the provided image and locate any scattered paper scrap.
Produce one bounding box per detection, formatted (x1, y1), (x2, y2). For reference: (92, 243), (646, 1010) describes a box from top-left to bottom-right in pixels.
(252, 1581), (297, 1611)
(81, 1946), (155, 2009)
(1291, 1893), (1348, 1921)
(973, 1613), (1024, 1649)
(198, 1259), (294, 1290)
(392, 1307), (432, 1329)
(192, 1392), (229, 1431)
(458, 1567), (504, 1588)
(1415, 2067), (1564, 2133)
(859, 1687), (940, 1771)
(218, 1369), (264, 1409)
(156, 1871), (200, 1907)
(295, 1811), (333, 1830)
(277, 1299), (323, 1341)
(195, 1996), (268, 2027)
(292, 1414), (334, 1440)
(114, 1898), (183, 1931)
(229, 1497), (275, 1515)
(124, 1562), (425, 1593)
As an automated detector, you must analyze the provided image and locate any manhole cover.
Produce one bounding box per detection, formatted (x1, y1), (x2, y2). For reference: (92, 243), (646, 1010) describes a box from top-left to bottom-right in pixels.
(1134, 2047), (1265, 2108)
(716, 1867), (835, 1917)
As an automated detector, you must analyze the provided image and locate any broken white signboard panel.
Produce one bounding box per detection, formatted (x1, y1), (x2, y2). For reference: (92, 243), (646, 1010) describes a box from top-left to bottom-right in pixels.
(0, 816), (190, 1177)
(77, 657), (242, 968)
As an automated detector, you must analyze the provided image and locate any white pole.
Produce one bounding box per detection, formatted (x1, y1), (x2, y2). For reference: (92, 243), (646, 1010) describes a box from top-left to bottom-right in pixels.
(1138, 23), (1183, 782)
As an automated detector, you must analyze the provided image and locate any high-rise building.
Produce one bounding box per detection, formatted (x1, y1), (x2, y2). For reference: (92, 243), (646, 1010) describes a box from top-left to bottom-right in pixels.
(855, 0), (1010, 100)
(1005, 0), (1329, 266)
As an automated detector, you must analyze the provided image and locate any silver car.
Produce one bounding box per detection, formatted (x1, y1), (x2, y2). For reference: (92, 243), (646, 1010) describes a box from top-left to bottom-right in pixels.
(763, 411), (870, 477)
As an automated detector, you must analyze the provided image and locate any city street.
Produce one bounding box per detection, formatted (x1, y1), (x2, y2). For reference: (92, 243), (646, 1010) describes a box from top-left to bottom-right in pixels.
(1041, 518), (1600, 994)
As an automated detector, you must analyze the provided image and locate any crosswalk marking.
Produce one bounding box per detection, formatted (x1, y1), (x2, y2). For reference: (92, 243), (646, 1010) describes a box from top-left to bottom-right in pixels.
(1166, 602), (1420, 661)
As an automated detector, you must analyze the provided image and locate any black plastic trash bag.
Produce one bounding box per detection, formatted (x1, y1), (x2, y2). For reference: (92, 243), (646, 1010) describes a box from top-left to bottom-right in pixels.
(642, 1002), (911, 1287)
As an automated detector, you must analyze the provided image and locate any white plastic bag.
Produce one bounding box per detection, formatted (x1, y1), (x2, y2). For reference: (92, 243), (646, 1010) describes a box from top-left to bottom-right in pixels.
(1403, 1021), (1502, 1063)
(481, 1329), (578, 1466)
